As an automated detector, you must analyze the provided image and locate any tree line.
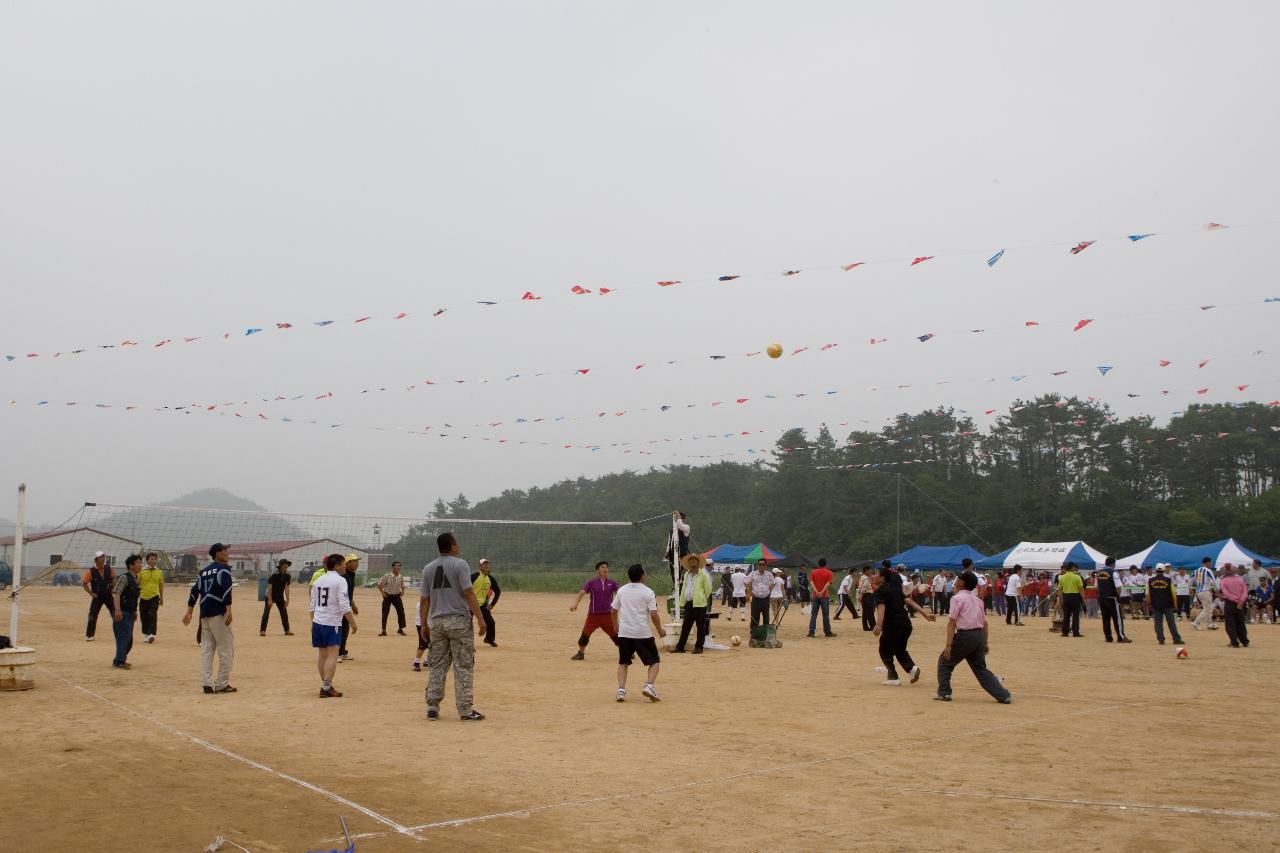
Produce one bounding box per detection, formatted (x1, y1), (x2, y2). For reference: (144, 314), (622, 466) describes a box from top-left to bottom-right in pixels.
(402, 397), (1280, 567)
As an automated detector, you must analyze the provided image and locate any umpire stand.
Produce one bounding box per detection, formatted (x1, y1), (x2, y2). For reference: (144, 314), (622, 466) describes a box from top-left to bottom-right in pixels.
(1, 484), (36, 691)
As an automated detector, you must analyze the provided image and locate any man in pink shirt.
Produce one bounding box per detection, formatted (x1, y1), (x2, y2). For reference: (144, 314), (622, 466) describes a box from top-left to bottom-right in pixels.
(1219, 563), (1250, 648)
(935, 561), (1012, 704)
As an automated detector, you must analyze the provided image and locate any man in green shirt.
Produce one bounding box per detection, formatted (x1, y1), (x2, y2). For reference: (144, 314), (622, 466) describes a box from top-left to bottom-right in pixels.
(1058, 562), (1085, 638)
(673, 560), (714, 654)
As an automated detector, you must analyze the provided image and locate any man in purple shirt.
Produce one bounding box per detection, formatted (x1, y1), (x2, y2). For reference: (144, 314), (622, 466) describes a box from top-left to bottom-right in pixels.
(570, 561), (620, 660)
(934, 565), (1012, 704)
(1219, 563), (1250, 648)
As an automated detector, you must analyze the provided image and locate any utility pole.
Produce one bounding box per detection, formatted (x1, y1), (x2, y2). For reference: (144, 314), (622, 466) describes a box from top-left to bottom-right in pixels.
(895, 474), (901, 555)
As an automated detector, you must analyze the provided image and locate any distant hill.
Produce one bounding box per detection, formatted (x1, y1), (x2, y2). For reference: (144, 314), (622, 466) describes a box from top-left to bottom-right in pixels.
(87, 488), (314, 551)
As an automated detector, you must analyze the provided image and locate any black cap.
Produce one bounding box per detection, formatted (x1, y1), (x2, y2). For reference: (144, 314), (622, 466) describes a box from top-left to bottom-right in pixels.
(209, 543), (227, 558)
(277, 559), (292, 568)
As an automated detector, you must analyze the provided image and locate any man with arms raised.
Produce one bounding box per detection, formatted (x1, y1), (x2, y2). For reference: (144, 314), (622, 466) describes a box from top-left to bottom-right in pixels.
(420, 532), (487, 721)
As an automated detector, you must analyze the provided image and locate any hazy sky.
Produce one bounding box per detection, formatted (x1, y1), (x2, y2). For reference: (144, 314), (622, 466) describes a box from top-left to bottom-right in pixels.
(2, 2), (1278, 523)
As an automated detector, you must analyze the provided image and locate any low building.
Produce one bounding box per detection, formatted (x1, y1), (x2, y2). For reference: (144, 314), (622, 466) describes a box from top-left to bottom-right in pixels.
(170, 538), (368, 577)
(0, 527), (144, 576)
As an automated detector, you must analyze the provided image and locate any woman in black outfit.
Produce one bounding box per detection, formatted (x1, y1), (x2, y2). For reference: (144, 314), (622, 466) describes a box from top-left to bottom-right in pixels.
(873, 563), (935, 685)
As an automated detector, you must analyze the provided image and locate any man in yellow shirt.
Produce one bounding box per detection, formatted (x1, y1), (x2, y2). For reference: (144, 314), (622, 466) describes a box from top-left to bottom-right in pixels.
(138, 552), (165, 644)
(673, 560), (714, 654)
(470, 559), (501, 647)
(1058, 562), (1085, 638)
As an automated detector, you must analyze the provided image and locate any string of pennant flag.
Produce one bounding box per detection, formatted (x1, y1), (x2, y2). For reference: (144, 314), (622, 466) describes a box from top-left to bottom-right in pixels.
(3, 220), (1274, 366)
(8, 337), (1274, 434)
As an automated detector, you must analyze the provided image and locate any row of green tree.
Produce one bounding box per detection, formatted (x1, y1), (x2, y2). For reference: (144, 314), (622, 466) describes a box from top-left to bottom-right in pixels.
(399, 397), (1280, 567)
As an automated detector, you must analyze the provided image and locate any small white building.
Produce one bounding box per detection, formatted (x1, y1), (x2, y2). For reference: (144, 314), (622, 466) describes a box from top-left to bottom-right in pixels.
(170, 538), (368, 577)
(0, 527), (144, 575)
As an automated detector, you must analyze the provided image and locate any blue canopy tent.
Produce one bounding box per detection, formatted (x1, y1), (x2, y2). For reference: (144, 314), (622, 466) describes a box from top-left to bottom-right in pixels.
(1114, 540), (1189, 569)
(1165, 538), (1280, 569)
(886, 544), (988, 572)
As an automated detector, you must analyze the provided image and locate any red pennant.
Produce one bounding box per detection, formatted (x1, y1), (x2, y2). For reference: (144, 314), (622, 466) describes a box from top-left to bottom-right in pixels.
(1198, 359), (1210, 368)
(656, 280), (681, 287)
(521, 291), (541, 301)
(1196, 388), (1209, 395)
(576, 369), (590, 375)
(841, 262), (864, 271)
(393, 312), (408, 319)
(1158, 359), (1171, 367)
(1024, 321), (1040, 327)
(570, 285), (591, 294)
(433, 308), (446, 317)
(275, 323), (293, 329)
(354, 316), (372, 323)
(598, 287), (613, 295)
(1236, 384), (1250, 391)
(1069, 241), (1094, 254)
(735, 398), (749, 404)
(1073, 319), (1094, 332)
(910, 256), (933, 266)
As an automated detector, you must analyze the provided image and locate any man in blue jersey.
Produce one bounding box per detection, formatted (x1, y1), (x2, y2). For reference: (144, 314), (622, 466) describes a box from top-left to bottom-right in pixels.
(182, 543), (237, 694)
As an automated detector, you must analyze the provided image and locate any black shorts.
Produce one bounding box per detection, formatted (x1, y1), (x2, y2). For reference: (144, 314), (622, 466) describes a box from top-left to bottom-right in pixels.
(617, 636), (660, 667)
(730, 596), (746, 607)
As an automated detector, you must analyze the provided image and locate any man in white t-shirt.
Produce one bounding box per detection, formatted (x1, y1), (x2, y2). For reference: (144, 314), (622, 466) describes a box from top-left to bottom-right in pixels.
(1129, 569), (1150, 619)
(1173, 568), (1192, 620)
(611, 564), (667, 703)
(310, 553), (356, 698)
(770, 569), (786, 621)
(931, 572), (947, 615)
(729, 568), (748, 622)
(1004, 567), (1024, 626)
(834, 569), (857, 620)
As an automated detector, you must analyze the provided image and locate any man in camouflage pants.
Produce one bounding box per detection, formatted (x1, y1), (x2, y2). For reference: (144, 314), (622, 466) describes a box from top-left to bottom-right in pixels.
(419, 531), (488, 721)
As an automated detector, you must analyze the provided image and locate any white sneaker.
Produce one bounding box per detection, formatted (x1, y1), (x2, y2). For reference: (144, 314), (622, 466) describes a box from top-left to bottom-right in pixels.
(909, 666), (921, 684)
(85, 636), (95, 642)
(616, 688), (626, 703)
(882, 679), (902, 686)
(642, 683), (661, 702)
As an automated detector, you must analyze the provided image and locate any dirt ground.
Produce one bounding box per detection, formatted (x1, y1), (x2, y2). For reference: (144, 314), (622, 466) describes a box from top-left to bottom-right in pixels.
(4, 586), (1277, 852)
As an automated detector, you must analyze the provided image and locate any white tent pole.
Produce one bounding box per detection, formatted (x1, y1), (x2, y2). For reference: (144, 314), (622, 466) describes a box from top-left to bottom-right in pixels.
(9, 483), (26, 643)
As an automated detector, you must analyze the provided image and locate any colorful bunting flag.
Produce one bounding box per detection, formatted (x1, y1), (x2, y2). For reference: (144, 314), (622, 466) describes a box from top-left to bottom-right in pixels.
(1070, 241), (1094, 254)
(1073, 319), (1094, 332)
(1097, 365), (1113, 375)
(782, 270), (801, 277)
(841, 263), (864, 272)
(910, 256), (933, 266)
(570, 285), (591, 294)
(245, 329), (262, 336)
(986, 249), (1005, 267)
(916, 333), (935, 342)
(718, 275), (740, 281)
(1128, 234), (1152, 241)
(656, 280), (681, 287)
(521, 292), (541, 301)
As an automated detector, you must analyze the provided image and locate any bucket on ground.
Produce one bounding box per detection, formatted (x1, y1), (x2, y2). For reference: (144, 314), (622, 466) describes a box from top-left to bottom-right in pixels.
(0, 646), (36, 690)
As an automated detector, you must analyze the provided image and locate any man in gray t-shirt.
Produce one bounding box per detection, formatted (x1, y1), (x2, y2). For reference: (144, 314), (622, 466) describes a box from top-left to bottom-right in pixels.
(418, 532), (487, 721)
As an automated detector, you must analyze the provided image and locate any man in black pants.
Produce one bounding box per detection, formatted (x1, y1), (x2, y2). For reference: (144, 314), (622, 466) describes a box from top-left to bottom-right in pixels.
(859, 566), (876, 631)
(82, 552), (115, 641)
(378, 561), (408, 635)
(1005, 565), (1024, 626)
(1147, 564), (1183, 645)
(338, 554), (360, 661)
(745, 560), (773, 630)
(471, 558), (501, 647)
(260, 559), (292, 636)
(1096, 556), (1131, 643)
(833, 567), (859, 620)
(1058, 562), (1085, 638)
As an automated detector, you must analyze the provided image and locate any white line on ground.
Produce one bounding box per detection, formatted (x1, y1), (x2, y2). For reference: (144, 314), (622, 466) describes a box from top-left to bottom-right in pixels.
(346, 701), (1129, 841)
(40, 666), (423, 842)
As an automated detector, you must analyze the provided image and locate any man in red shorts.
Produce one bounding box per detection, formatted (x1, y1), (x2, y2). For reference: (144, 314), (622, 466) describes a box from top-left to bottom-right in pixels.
(570, 561), (620, 660)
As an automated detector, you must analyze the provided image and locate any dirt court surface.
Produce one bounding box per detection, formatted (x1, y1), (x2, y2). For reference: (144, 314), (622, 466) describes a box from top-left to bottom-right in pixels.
(5, 587), (1277, 852)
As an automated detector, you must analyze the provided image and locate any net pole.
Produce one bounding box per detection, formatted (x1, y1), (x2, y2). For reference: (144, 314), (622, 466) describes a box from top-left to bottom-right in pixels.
(9, 483), (27, 644)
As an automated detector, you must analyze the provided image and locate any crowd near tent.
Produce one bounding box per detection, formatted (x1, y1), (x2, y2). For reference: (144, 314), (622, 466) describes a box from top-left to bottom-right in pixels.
(977, 541), (1108, 571)
(886, 544), (988, 572)
(700, 543), (786, 563)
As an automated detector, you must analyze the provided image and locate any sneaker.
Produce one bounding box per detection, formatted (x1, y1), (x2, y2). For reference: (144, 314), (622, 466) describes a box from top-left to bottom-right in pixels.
(882, 679), (902, 686)
(146, 635), (155, 644)
(909, 666), (921, 684)
(378, 631), (387, 636)
(1105, 638), (1113, 643)
(998, 697), (1013, 704)
(933, 693), (952, 701)
(397, 629), (406, 636)
(284, 631), (294, 636)
(338, 654), (352, 662)
(642, 684), (661, 702)
(460, 709), (486, 721)
(671, 648), (686, 653)
(203, 686), (214, 694)
(112, 662), (131, 670)
(616, 688), (626, 703)
(571, 651), (585, 661)
(824, 632), (838, 638)
(319, 687), (344, 698)
(85, 636), (95, 642)
(1118, 638), (1133, 643)
(484, 641), (497, 647)
(212, 685), (238, 694)
(259, 631), (266, 637)
(426, 707), (439, 721)
(411, 661), (421, 672)
(806, 633), (816, 638)
(692, 648), (703, 654)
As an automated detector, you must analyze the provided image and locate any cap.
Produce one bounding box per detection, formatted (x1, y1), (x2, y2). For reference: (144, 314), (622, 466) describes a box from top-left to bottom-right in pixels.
(1156, 562), (1169, 571)
(94, 550), (106, 558)
(771, 568), (782, 574)
(277, 559), (292, 568)
(345, 554), (360, 563)
(895, 563), (908, 571)
(208, 543), (227, 558)
(479, 558), (489, 565)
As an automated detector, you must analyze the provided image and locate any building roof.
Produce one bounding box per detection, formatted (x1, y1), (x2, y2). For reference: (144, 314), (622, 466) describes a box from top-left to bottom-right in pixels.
(169, 538), (363, 557)
(0, 527), (143, 547)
